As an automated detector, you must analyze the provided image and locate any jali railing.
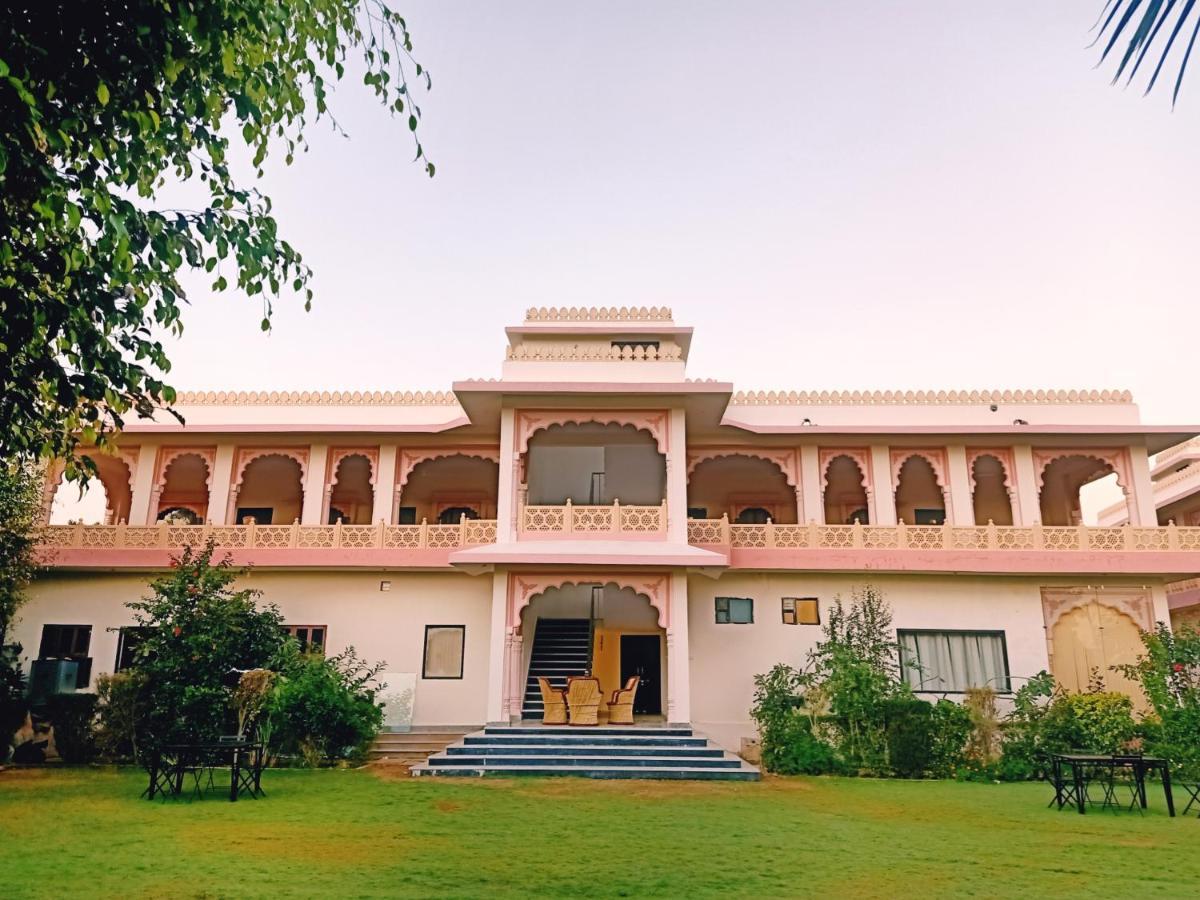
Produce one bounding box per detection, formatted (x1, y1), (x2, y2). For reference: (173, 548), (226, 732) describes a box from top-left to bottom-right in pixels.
(521, 500), (667, 536)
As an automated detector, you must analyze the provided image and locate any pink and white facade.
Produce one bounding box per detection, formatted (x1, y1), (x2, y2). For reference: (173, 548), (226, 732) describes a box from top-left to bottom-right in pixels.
(17, 308), (1200, 748)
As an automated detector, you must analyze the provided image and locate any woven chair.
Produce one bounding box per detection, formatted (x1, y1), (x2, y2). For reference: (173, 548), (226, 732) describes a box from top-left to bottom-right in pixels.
(566, 676), (602, 726)
(537, 676), (568, 725)
(607, 676), (640, 725)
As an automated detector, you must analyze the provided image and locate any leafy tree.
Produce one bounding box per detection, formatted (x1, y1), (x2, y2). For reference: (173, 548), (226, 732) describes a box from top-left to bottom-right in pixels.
(1096, 1), (1200, 104)
(0, 458), (42, 644)
(1, 2), (433, 471)
(126, 541), (288, 755)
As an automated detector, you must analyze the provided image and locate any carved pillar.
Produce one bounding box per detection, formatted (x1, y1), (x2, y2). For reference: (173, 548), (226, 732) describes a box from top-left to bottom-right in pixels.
(504, 629), (525, 720)
(40, 459), (65, 524)
(373, 445), (398, 523)
(1128, 447), (1158, 526)
(799, 446), (822, 523)
(946, 445), (974, 525)
(665, 572), (691, 725)
(1012, 445), (1040, 525)
(869, 446), (897, 525)
(486, 570), (509, 723)
(665, 408), (688, 541)
(300, 444), (328, 525)
(126, 445), (160, 525)
(496, 408), (518, 542)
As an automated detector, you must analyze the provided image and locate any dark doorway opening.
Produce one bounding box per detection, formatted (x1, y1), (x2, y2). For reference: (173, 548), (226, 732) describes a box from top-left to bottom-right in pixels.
(619, 634), (662, 715)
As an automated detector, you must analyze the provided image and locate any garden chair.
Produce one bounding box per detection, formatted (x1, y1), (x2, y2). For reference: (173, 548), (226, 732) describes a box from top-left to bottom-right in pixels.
(537, 676), (568, 725)
(607, 676), (640, 725)
(566, 676), (602, 726)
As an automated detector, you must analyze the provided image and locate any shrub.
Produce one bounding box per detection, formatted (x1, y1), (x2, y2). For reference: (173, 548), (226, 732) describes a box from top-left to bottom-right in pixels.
(94, 671), (147, 762)
(997, 672), (1055, 780)
(126, 542), (290, 757)
(268, 647), (384, 765)
(928, 698), (973, 778)
(1040, 691), (1137, 754)
(1116, 622), (1200, 776)
(884, 698), (933, 778)
(44, 693), (98, 763)
(764, 709), (842, 775)
(1, 643), (28, 759)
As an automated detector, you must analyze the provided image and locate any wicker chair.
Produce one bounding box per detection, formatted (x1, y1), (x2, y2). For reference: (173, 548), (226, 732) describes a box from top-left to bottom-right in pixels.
(537, 677), (568, 725)
(607, 676), (640, 725)
(566, 676), (602, 726)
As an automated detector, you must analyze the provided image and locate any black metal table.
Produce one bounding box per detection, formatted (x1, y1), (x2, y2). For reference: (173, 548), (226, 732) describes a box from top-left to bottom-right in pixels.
(1051, 752), (1174, 817)
(145, 740), (264, 802)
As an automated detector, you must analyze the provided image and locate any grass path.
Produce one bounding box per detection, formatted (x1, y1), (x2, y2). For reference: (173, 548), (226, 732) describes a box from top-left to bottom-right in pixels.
(2, 767), (1198, 898)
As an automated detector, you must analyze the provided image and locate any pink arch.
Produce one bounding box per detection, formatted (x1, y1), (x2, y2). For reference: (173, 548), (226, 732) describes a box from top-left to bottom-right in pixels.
(396, 448), (501, 493)
(508, 573), (670, 633)
(515, 410), (669, 456)
(232, 447), (309, 489)
(890, 449), (948, 490)
(686, 449), (798, 487)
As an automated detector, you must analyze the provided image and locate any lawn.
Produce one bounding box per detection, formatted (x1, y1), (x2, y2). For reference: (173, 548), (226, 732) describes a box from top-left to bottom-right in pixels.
(1, 767), (1197, 899)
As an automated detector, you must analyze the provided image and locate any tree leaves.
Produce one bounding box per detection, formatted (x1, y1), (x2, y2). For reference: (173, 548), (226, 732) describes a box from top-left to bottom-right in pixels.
(1096, 0), (1200, 104)
(0, 1), (435, 469)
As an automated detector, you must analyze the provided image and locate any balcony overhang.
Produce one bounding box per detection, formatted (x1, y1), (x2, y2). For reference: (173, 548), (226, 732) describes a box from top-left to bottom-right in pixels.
(448, 540), (728, 570)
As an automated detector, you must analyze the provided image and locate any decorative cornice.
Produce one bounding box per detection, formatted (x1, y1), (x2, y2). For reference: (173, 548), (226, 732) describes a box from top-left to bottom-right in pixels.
(728, 389), (1134, 406)
(506, 343), (682, 361)
(173, 390), (459, 406)
(1154, 437), (1200, 468)
(523, 306), (674, 322)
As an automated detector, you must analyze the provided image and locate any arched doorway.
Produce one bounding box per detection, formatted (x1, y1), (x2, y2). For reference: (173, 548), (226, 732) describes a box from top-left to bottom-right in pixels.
(1048, 602), (1146, 705)
(48, 455), (134, 524)
(1038, 455), (1117, 526)
(687, 455), (797, 523)
(894, 455), (946, 525)
(397, 454), (498, 524)
(970, 454), (1014, 526)
(232, 454), (304, 524)
(327, 453), (375, 524)
(823, 455), (869, 524)
(155, 452), (212, 523)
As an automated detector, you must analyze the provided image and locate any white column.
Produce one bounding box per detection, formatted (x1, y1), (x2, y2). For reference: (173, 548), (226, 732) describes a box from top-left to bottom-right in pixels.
(486, 570), (509, 724)
(301, 444), (329, 524)
(1013, 444), (1040, 525)
(946, 445), (973, 525)
(869, 445), (897, 525)
(666, 572), (691, 725)
(666, 408), (688, 541)
(373, 444), (398, 523)
(1128, 446), (1158, 526)
(800, 445), (822, 522)
(126, 445), (159, 525)
(496, 408), (518, 542)
(206, 444), (236, 525)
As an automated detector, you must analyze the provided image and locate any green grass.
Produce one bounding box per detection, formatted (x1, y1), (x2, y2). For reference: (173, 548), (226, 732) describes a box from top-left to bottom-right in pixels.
(1, 767), (1198, 899)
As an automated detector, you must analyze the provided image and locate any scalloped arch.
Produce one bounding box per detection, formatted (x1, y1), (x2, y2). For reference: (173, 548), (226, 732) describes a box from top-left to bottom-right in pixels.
(686, 449), (798, 487)
(396, 448), (501, 493)
(515, 411), (669, 456)
(232, 448), (309, 488)
(890, 450), (948, 491)
(819, 449), (872, 488)
(1033, 450), (1128, 492)
(156, 448), (215, 491)
(508, 573), (670, 633)
(329, 448), (380, 488)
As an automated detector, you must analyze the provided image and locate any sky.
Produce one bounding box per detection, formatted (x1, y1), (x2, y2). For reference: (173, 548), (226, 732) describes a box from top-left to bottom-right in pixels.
(56, 2), (1199, 520)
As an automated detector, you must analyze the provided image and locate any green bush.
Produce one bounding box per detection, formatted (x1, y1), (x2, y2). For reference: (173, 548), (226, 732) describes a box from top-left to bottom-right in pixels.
(44, 693), (98, 763)
(928, 698), (973, 778)
(268, 646), (384, 765)
(1040, 691), (1137, 754)
(1116, 622), (1200, 776)
(94, 672), (147, 762)
(1, 643), (28, 758)
(996, 672), (1055, 780)
(884, 698), (933, 778)
(762, 709), (841, 775)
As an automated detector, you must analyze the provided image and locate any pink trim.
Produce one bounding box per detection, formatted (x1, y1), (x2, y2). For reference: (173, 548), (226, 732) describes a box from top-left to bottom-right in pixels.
(506, 572), (671, 632)
(686, 447), (799, 486)
(395, 447), (501, 492)
(121, 418), (473, 434)
(454, 380), (732, 395)
(819, 449), (873, 492)
(1032, 448), (1131, 492)
(154, 447), (216, 492)
(232, 447), (309, 489)
(515, 410), (669, 455)
(328, 448), (380, 487)
(890, 448), (948, 490)
(965, 448), (1016, 491)
(37, 547), (458, 569)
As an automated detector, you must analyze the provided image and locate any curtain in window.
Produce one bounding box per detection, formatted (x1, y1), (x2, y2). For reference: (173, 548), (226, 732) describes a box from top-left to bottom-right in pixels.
(899, 632), (1008, 692)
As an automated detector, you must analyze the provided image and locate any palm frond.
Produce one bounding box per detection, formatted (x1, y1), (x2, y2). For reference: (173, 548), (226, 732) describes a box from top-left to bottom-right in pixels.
(1096, 0), (1200, 103)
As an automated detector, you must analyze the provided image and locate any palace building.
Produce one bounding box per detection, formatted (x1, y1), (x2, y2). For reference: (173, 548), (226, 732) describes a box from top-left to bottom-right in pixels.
(17, 307), (1200, 759)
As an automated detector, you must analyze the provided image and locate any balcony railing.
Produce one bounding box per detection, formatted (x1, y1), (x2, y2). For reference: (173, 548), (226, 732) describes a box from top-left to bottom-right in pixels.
(687, 518), (1200, 552)
(39, 519), (498, 551)
(520, 500), (667, 538)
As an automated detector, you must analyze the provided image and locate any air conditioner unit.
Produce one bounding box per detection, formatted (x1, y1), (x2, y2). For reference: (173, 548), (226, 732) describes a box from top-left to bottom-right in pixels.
(27, 659), (79, 705)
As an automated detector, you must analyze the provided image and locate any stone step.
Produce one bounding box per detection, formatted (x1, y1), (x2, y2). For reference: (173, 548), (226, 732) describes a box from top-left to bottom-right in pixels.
(484, 725), (694, 737)
(446, 744), (727, 759)
(464, 735), (707, 748)
(412, 763), (759, 781)
(432, 754), (742, 769)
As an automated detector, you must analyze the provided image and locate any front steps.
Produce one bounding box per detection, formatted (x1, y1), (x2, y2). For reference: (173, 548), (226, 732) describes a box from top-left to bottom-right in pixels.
(411, 725), (760, 781)
(368, 728), (474, 764)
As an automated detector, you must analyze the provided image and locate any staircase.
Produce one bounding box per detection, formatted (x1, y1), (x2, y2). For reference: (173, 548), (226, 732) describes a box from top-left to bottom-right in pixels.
(367, 728), (474, 765)
(411, 725), (760, 781)
(521, 618), (593, 720)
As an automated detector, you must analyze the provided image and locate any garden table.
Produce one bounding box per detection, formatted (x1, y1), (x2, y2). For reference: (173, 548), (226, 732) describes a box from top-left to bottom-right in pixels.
(1051, 753), (1174, 817)
(144, 740), (264, 802)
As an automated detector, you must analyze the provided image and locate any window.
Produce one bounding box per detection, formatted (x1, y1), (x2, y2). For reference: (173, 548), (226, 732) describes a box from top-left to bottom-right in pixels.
(897, 630), (1010, 693)
(913, 508), (945, 525)
(687, 507), (708, 520)
(423, 625), (465, 679)
(114, 626), (151, 672)
(782, 597), (820, 626)
(735, 506), (771, 524)
(38, 624), (92, 688)
(715, 597), (754, 624)
(397, 506), (418, 525)
(236, 506), (273, 525)
(438, 506), (480, 524)
(283, 624), (327, 653)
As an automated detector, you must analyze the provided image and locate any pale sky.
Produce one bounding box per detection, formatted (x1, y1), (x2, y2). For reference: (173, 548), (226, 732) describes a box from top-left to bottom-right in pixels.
(58, 2), (1198, 521)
